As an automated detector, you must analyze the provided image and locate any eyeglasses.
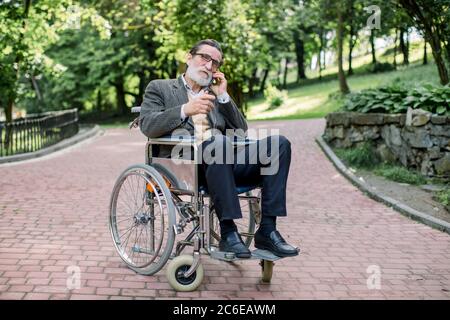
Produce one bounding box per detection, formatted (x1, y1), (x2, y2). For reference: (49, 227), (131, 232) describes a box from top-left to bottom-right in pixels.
(193, 52), (222, 70)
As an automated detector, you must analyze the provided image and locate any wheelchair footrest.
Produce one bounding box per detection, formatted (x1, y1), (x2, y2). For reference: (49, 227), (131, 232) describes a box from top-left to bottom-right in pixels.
(210, 249), (282, 262)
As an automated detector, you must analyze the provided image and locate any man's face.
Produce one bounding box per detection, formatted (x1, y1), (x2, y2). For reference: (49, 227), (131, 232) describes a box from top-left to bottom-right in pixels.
(186, 45), (222, 86)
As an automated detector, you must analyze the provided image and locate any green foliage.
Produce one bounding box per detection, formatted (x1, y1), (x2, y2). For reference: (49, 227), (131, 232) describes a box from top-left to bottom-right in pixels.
(343, 84), (450, 115)
(0, 0), (111, 117)
(334, 142), (381, 169)
(1, 0), (447, 122)
(374, 164), (427, 185)
(264, 84), (288, 109)
(335, 144), (427, 185)
(435, 188), (450, 206)
(371, 62), (396, 73)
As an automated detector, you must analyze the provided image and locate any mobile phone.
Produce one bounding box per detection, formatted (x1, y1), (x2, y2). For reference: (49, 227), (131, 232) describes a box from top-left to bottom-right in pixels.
(211, 77), (220, 86)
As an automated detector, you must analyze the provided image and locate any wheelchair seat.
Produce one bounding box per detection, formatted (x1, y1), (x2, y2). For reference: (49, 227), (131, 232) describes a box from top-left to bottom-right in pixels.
(199, 183), (260, 195)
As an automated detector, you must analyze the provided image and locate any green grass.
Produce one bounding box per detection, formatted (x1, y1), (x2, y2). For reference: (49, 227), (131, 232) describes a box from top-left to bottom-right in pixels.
(435, 188), (450, 207)
(248, 61), (439, 121)
(334, 143), (380, 169)
(373, 164), (427, 185)
(247, 39), (440, 121)
(334, 143), (428, 185)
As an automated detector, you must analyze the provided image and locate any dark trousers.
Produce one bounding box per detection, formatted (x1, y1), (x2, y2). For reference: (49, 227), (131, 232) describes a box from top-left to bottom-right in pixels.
(198, 134), (291, 221)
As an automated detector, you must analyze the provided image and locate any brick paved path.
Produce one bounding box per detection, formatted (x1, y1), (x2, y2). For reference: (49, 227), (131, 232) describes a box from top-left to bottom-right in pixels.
(1, 119), (450, 300)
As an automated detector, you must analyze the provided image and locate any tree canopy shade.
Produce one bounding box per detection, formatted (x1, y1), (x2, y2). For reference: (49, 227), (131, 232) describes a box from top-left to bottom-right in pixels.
(1, 0), (448, 121)
(397, 0), (450, 85)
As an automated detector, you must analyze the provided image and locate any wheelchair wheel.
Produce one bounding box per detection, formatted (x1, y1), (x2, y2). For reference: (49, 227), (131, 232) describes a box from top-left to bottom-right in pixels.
(150, 163), (181, 189)
(260, 260), (273, 283)
(109, 164), (176, 275)
(209, 190), (257, 248)
(166, 255), (204, 292)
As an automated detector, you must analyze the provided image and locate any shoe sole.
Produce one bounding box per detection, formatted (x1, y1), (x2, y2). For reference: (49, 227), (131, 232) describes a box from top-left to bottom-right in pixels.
(254, 243), (299, 258)
(235, 253), (251, 259)
(219, 246), (252, 259)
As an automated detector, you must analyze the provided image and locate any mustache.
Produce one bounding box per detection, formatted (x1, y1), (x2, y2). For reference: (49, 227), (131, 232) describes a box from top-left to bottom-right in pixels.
(198, 69), (211, 76)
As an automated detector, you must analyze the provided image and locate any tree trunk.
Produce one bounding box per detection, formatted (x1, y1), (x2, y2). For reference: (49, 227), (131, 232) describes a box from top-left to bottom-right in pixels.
(428, 35), (449, 85)
(445, 39), (450, 64)
(348, 28), (356, 76)
(400, 27), (409, 65)
(170, 58), (178, 79)
(423, 39), (428, 65)
(276, 60), (283, 87)
(135, 72), (146, 107)
(406, 28), (410, 65)
(248, 68), (257, 98)
(96, 89), (103, 111)
(347, 4), (355, 76)
(370, 29), (377, 65)
(318, 28), (324, 80)
(393, 28), (398, 67)
(228, 82), (245, 115)
(337, 8), (350, 94)
(259, 68), (269, 93)
(294, 31), (307, 82)
(114, 77), (128, 116)
(283, 58), (289, 88)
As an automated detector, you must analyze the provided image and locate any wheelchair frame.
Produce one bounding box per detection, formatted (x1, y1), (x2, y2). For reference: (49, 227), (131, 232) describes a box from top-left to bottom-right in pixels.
(109, 107), (284, 291)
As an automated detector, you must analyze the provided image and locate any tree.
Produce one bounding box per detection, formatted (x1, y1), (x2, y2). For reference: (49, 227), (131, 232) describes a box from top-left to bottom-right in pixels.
(336, 3), (350, 94)
(318, 0), (350, 93)
(0, 0), (111, 120)
(397, 0), (449, 85)
(156, 0), (268, 112)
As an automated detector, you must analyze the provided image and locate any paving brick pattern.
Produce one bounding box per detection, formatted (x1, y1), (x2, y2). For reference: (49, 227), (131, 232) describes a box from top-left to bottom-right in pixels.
(1, 119), (450, 300)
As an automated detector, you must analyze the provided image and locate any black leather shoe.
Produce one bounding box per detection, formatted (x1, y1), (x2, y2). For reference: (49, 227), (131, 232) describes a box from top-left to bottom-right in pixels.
(254, 230), (299, 257)
(219, 231), (251, 258)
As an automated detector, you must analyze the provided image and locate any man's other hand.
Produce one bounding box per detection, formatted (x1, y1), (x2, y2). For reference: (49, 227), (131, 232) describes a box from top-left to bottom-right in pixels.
(183, 92), (216, 116)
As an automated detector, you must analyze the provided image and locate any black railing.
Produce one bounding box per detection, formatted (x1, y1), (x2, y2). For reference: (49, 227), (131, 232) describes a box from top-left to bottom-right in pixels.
(0, 109), (79, 157)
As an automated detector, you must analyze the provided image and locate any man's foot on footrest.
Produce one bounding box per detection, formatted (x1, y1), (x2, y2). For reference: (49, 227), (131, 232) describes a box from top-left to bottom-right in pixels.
(219, 231), (251, 259)
(254, 230), (299, 257)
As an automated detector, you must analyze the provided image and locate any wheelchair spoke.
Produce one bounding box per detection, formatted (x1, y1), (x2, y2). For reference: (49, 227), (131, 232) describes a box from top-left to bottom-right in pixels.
(109, 165), (178, 274)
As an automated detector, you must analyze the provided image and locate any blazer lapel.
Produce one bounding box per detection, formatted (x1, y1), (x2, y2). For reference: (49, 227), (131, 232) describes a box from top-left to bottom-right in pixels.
(172, 76), (194, 128)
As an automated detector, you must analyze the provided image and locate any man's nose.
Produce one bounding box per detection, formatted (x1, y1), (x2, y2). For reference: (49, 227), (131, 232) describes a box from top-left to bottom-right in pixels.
(204, 60), (213, 71)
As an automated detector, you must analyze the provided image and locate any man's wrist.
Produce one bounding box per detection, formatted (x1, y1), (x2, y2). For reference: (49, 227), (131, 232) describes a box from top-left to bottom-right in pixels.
(217, 92), (230, 104)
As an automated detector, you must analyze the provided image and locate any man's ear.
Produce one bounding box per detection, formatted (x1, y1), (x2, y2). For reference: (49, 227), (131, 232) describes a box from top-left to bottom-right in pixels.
(186, 53), (192, 66)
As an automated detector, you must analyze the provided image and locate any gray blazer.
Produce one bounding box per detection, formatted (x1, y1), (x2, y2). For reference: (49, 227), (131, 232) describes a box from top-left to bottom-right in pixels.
(139, 75), (248, 157)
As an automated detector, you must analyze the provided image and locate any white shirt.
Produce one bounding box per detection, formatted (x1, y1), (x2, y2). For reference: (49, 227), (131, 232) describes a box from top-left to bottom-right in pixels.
(180, 74), (230, 120)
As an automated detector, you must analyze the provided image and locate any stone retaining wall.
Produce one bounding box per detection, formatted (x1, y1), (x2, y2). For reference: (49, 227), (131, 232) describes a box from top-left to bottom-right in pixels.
(323, 111), (450, 177)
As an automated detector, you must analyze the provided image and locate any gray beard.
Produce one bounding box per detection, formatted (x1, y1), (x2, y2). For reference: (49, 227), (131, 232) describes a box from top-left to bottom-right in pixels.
(186, 66), (212, 87)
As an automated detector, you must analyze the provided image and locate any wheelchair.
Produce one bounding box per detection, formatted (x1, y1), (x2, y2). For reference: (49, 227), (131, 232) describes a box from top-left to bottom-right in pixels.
(108, 106), (290, 291)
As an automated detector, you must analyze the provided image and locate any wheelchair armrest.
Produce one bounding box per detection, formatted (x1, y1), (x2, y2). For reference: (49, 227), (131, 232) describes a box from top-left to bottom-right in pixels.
(147, 135), (256, 147)
(148, 135), (195, 146)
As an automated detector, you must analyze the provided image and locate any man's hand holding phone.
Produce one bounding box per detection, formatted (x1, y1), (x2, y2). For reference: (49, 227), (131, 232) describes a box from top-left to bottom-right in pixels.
(210, 71), (227, 96)
(183, 91), (216, 116)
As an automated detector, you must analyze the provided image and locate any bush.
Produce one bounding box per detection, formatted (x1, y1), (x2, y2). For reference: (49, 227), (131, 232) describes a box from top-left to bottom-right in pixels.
(264, 84), (288, 109)
(371, 62), (396, 73)
(334, 143), (381, 169)
(374, 165), (426, 185)
(436, 188), (450, 207)
(343, 83), (450, 115)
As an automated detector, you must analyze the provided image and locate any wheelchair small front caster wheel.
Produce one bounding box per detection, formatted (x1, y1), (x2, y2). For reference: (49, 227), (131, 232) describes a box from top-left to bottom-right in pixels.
(260, 260), (273, 283)
(166, 255), (204, 291)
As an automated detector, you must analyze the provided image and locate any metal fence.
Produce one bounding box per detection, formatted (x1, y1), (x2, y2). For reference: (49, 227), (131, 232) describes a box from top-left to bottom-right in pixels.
(0, 109), (79, 157)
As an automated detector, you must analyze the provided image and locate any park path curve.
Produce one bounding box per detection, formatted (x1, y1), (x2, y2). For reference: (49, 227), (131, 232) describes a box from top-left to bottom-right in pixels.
(1, 119), (449, 300)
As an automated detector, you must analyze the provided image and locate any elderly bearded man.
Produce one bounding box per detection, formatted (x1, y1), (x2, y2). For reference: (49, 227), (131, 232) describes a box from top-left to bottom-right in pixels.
(139, 39), (298, 258)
